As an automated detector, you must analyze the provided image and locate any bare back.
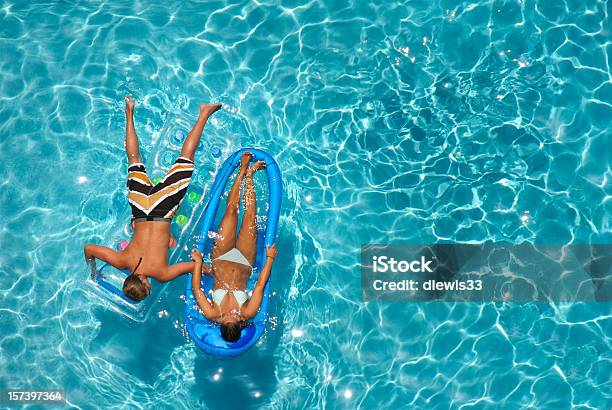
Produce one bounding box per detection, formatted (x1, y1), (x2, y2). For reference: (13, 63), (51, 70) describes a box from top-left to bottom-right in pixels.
(123, 221), (171, 278)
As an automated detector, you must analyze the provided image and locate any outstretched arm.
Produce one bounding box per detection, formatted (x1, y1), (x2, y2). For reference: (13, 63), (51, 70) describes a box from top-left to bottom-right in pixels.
(157, 261), (212, 283)
(241, 245), (277, 320)
(84, 244), (129, 278)
(190, 250), (218, 320)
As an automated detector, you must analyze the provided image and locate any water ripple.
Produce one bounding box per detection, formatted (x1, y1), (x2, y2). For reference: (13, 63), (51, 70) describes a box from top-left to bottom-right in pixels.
(0, 0), (610, 408)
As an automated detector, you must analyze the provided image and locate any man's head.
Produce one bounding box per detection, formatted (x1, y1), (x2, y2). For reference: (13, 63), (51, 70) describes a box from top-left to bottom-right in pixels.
(122, 274), (150, 302)
(220, 321), (246, 343)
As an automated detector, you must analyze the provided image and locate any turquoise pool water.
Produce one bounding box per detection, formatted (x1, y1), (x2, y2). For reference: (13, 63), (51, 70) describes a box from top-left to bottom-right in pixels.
(1, 0), (610, 408)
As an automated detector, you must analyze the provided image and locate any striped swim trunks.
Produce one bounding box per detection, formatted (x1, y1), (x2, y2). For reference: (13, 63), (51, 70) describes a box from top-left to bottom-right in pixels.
(127, 156), (194, 222)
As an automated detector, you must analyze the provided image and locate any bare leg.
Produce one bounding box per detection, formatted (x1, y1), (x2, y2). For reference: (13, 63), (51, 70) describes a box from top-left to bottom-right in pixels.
(180, 103), (222, 161)
(236, 161), (265, 265)
(211, 152), (252, 259)
(125, 96), (141, 164)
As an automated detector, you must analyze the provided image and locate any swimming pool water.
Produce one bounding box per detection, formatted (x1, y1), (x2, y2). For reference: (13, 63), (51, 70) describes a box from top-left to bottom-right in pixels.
(0, 0), (610, 408)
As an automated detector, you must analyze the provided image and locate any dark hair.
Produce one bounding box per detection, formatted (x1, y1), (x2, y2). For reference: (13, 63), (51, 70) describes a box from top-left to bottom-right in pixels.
(220, 321), (246, 343)
(123, 275), (148, 301)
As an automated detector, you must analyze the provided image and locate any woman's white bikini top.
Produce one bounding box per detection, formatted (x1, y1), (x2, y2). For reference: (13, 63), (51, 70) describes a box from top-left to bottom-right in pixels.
(212, 289), (249, 308)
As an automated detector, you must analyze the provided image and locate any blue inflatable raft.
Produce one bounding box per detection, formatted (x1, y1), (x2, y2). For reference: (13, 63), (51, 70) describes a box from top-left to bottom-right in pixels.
(184, 148), (282, 357)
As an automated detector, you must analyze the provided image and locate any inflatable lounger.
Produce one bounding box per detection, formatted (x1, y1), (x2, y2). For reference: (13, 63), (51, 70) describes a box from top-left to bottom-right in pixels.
(90, 221), (180, 321)
(184, 148), (282, 357)
(89, 241), (166, 322)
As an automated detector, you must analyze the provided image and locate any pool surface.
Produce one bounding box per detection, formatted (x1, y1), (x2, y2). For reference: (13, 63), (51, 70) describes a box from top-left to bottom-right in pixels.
(0, 0), (610, 408)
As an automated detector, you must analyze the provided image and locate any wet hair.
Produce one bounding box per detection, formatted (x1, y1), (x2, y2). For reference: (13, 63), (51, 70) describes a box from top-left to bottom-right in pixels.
(220, 321), (246, 343)
(123, 275), (148, 302)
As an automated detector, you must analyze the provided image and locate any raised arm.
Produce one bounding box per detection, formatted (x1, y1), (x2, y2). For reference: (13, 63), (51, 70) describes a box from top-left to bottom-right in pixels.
(84, 244), (129, 277)
(190, 250), (218, 320)
(241, 244), (277, 320)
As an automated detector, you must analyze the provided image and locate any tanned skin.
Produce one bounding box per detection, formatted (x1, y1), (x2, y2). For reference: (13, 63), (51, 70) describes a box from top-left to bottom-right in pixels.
(84, 96), (222, 293)
(190, 152), (278, 323)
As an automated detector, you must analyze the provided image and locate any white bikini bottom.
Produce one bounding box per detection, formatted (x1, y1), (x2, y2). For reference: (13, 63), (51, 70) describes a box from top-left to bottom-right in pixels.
(214, 248), (251, 267)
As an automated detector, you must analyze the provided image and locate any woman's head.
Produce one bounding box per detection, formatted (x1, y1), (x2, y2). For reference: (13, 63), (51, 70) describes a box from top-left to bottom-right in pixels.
(122, 274), (150, 301)
(220, 320), (246, 343)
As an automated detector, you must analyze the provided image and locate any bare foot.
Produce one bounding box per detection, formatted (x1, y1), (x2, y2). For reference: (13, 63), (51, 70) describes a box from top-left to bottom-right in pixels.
(199, 103), (222, 116)
(125, 96), (135, 112)
(239, 151), (253, 172)
(247, 161), (266, 176)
